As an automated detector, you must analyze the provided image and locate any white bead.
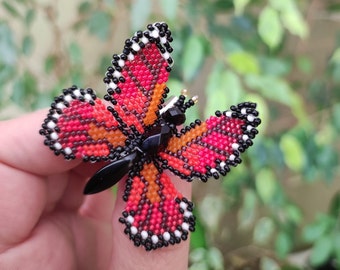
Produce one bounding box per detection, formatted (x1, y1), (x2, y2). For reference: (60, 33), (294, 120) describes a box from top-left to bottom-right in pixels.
(247, 114), (255, 122)
(229, 154), (235, 161)
(247, 125), (253, 131)
(64, 95), (73, 103)
(118, 59), (125, 67)
(141, 36), (149, 44)
(220, 161), (226, 167)
(163, 52), (170, 60)
(54, 142), (62, 150)
(141, 230), (148, 240)
(179, 201), (187, 210)
(174, 230), (182, 238)
(113, 70), (121, 78)
(52, 113), (60, 119)
(56, 102), (65, 109)
(47, 121), (56, 129)
(241, 108), (247, 114)
(184, 210), (192, 218)
(160, 36), (167, 44)
(210, 168), (218, 174)
(64, 147), (72, 155)
(50, 132), (58, 140)
(242, 135), (249, 141)
(163, 232), (170, 241)
(73, 89), (81, 97)
(225, 111), (232, 117)
(126, 215), (134, 224)
(151, 29), (159, 38)
(232, 143), (239, 150)
(84, 94), (92, 102)
(130, 226), (138, 235)
(127, 53), (134, 61)
(151, 235), (159, 244)
(108, 82), (117, 90)
(181, 222), (189, 231)
(131, 42), (140, 51)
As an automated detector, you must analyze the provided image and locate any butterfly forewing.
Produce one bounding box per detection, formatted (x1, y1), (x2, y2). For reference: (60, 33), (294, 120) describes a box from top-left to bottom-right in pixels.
(103, 22), (173, 134)
(158, 102), (261, 181)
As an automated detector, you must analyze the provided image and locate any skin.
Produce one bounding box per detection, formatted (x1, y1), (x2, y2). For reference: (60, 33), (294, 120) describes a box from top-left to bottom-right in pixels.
(0, 110), (191, 270)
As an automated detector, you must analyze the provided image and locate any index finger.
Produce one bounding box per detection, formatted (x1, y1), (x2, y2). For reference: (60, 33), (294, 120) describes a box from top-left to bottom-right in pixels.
(0, 110), (81, 176)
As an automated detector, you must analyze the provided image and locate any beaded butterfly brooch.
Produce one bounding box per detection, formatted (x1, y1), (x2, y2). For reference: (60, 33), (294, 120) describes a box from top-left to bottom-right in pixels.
(40, 22), (261, 251)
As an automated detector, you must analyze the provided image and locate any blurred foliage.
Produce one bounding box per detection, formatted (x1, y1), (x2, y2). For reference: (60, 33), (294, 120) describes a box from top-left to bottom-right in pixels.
(1, 0), (340, 269)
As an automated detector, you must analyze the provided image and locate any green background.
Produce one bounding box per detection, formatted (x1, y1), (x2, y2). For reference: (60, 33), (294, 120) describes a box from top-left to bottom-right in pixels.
(1, 0), (340, 269)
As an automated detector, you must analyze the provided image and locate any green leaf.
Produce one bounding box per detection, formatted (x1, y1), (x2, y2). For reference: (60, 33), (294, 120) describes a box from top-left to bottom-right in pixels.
(329, 192), (340, 217)
(253, 217), (275, 244)
(245, 74), (293, 105)
(199, 195), (224, 232)
(207, 247), (224, 270)
(275, 231), (292, 258)
(189, 248), (206, 264)
(0, 23), (17, 65)
(303, 214), (334, 243)
(255, 168), (277, 204)
(44, 55), (57, 74)
(190, 209), (207, 249)
(78, 1), (92, 14)
(332, 103), (340, 132)
(25, 9), (36, 27)
(233, 0), (250, 16)
(260, 256), (280, 270)
(182, 35), (205, 82)
(130, 0), (151, 30)
(204, 65), (243, 118)
(238, 189), (257, 229)
(87, 11), (111, 40)
(259, 57), (291, 77)
(227, 51), (260, 75)
(279, 134), (305, 172)
(333, 232), (340, 268)
(2, 1), (21, 17)
(258, 7), (283, 49)
(22, 35), (34, 56)
(68, 42), (82, 64)
(269, 0), (308, 38)
(284, 204), (302, 224)
(297, 56), (312, 74)
(310, 235), (333, 267)
(160, 0), (178, 20)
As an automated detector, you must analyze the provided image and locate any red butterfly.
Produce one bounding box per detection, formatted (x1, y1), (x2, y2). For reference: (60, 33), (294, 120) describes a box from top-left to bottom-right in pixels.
(40, 22), (261, 251)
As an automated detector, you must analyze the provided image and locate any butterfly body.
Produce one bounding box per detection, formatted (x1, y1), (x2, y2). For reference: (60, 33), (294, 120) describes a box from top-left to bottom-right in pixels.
(84, 97), (187, 195)
(40, 22), (261, 250)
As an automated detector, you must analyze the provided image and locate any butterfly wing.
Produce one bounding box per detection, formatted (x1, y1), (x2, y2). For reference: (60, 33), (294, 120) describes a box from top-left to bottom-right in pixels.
(40, 86), (128, 161)
(119, 160), (195, 251)
(158, 102), (261, 181)
(103, 22), (173, 135)
(40, 22), (173, 162)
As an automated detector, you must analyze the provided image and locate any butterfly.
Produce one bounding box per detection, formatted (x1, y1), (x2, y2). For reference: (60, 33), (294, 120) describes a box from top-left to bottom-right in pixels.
(40, 22), (261, 251)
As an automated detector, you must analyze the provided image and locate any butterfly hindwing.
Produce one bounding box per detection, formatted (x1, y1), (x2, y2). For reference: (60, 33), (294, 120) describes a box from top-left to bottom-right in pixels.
(119, 160), (195, 250)
(103, 22), (173, 135)
(158, 102), (261, 181)
(40, 86), (128, 161)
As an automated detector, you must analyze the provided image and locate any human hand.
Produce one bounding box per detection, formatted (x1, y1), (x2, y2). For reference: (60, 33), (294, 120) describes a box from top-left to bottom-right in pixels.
(0, 110), (191, 270)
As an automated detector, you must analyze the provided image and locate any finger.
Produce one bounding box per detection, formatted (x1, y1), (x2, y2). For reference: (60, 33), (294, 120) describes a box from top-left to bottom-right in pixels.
(0, 110), (81, 176)
(110, 174), (192, 269)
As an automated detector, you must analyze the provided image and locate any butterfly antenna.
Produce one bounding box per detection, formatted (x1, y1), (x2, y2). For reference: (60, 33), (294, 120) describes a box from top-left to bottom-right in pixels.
(173, 89), (198, 112)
